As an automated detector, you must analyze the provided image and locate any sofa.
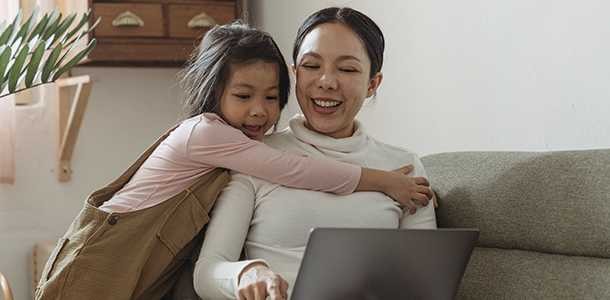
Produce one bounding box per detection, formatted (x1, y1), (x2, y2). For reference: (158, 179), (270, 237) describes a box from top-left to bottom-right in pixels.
(421, 149), (610, 299)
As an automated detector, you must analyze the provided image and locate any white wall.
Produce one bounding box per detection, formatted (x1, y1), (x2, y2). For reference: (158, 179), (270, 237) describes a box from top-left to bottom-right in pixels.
(2, 1), (610, 299)
(250, 0), (610, 156)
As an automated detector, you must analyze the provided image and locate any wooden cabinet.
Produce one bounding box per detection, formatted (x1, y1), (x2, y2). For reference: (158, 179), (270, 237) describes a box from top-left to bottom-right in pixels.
(78, 0), (243, 67)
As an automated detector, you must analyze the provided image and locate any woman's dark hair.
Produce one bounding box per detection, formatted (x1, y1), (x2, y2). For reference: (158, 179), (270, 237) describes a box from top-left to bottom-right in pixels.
(292, 7), (385, 79)
(179, 21), (290, 118)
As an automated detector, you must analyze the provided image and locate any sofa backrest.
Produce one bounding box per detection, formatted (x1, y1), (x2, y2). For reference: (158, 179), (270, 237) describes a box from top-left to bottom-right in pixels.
(421, 149), (610, 299)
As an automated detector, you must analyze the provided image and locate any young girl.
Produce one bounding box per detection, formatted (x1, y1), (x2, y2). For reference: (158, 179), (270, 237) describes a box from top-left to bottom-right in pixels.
(36, 22), (432, 300)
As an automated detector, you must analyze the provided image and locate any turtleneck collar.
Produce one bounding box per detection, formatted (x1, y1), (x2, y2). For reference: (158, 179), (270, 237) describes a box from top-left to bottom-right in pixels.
(288, 114), (368, 153)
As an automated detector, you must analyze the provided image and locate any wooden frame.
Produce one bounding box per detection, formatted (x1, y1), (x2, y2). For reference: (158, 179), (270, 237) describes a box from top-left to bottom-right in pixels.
(0, 270), (13, 300)
(56, 75), (93, 181)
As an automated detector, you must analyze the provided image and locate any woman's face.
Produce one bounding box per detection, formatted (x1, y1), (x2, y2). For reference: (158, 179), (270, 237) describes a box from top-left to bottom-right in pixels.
(294, 23), (382, 139)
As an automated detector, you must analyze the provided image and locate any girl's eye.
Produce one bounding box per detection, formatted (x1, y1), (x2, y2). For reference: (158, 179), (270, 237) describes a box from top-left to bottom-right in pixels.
(266, 96), (279, 101)
(340, 68), (357, 73)
(235, 94), (250, 99)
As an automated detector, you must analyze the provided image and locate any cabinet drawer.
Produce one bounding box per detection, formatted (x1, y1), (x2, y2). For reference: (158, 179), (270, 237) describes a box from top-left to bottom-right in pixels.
(93, 3), (164, 38)
(168, 3), (236, 39)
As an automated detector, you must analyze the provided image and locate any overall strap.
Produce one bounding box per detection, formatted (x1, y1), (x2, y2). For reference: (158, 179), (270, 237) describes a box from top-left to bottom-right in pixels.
(87, 124), (180, 207)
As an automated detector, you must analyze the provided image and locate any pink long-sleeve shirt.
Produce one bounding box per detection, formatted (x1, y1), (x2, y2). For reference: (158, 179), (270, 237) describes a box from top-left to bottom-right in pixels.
(99, 113), (361, 212)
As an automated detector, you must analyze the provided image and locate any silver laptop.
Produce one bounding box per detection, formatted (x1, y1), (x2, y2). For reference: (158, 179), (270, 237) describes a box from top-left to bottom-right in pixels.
(291, 228), (479, 300)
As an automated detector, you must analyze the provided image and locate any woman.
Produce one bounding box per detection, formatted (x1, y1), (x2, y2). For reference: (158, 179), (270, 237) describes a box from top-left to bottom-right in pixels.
(193, 7), (437, 300)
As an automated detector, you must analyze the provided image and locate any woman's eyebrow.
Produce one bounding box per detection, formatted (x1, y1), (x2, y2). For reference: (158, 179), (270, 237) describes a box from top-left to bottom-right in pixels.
(337, 55), (361, 62)
(302, 52), (361, 63)
(301, 52), (321, 59)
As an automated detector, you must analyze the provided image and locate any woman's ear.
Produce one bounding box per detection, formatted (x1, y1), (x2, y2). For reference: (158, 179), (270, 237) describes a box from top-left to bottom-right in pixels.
(366, 72), (383, 98)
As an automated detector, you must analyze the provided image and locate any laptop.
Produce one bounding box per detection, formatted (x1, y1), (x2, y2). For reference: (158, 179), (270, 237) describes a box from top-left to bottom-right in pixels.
(290, 228), (479, 300)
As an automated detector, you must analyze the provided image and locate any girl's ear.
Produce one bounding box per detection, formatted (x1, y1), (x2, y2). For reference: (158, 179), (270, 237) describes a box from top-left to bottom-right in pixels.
(366, 72), (383, 98)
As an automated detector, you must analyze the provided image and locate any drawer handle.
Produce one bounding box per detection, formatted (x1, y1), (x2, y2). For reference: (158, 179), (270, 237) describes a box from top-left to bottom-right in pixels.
(187, 12), (217, 28)
(111, 10), (145, 27)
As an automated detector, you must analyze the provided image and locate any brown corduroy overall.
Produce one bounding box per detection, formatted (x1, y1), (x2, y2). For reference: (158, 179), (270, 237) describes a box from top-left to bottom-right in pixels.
(35, 127), (231, 300)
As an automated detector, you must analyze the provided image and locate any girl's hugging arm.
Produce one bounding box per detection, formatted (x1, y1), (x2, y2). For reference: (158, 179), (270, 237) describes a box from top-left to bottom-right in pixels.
(187, 119), (359, 195)
(188, 117), (434, 209)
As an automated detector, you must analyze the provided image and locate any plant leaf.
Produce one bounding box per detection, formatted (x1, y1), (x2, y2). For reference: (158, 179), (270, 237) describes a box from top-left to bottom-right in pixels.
(45, 7), (60, 32)
(41, 42), (62, 83)
(52, 38), (96, 81)
(27, 13), (49, 43)
(65, 16), (100, 48)
(25, 41), (45, 87)
(7, 9), (23, 45)
(13, 13), (34, 47)
(0, 46), (11, 85)
(41, 12), (61, 42)
(13, 6), (39, 46)
(65, 9), (91, 42)
(0, 20), (6, 34)
(27, 34), (39, 51)
(55, 31), (83, 68)
(45, 34), (55, 49)
(9, 36), (23, 58)
(52, 12), (76, 44)
(15, 68), (28, 91)
(58, 29), (70, 45)
(8, 44), (28, 93)
(86, 17), (101, 34)
(0, 24), (14, 46)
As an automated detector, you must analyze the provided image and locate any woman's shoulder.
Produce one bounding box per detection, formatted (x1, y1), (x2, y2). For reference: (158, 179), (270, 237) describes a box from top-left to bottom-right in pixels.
(367, 135), (420, 158)
(261, 127), (298, 150)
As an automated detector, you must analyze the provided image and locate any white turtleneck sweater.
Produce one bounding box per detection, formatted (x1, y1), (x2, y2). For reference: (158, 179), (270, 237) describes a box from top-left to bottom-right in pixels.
(194, 115), (437, 300)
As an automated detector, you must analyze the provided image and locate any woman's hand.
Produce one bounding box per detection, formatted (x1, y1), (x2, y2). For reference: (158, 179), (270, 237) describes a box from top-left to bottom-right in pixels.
(238, 263), (288, 300)
(358, 165), (435, 214)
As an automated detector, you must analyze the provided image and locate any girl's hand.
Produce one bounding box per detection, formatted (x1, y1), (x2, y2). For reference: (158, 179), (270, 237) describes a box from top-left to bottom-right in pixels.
(238, 263), (288, 300)
(386, 165), (435, 214)
(357, 165), (436, 214)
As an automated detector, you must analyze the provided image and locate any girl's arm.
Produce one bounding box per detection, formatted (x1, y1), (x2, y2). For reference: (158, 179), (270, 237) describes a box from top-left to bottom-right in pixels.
(191, 115), (433, 204)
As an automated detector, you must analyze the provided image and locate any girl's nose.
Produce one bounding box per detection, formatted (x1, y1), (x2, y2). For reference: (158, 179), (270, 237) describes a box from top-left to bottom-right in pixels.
(250, 98), (266, 117)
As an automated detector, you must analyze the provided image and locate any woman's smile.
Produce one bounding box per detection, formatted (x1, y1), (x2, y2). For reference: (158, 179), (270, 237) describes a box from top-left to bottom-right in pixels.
(311, 97), (342, 114)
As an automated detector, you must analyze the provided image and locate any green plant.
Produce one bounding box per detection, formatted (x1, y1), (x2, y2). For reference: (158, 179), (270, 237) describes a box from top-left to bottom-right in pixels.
(0, 6), (100, 98)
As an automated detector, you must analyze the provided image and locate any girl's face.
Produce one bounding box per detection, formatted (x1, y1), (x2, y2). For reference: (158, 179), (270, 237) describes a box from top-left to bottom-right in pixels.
(219, 61), (281, 141)
(294, 23), (382, 139)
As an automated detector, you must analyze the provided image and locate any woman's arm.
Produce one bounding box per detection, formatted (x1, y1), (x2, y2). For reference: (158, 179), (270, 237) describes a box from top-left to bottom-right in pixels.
(193, 174), (263, 299)
(193, 172), (287, 300)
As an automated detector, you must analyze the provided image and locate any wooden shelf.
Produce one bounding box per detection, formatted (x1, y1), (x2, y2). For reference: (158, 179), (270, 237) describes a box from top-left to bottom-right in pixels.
(59, 0), (243, 67)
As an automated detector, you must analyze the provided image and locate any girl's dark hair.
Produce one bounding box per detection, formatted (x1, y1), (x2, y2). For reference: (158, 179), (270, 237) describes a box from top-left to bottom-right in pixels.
(179, 21), (290, 118)
(292, 7), (385, 79)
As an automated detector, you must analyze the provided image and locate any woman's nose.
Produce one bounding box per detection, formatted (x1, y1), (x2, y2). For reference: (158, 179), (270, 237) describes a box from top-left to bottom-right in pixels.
(317, 71), (337, 90)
